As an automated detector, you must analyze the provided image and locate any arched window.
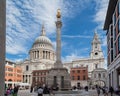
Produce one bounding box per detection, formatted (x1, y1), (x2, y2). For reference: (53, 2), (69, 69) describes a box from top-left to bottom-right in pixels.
(8, 79), (12, 81)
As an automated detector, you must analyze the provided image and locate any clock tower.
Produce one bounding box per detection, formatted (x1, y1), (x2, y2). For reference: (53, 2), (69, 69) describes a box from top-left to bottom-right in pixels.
(90, 31), (104, 59)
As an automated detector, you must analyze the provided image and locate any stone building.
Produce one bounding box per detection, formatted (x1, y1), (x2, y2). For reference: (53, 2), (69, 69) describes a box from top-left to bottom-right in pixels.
(18, 25), (55, 85)
(70, 67), (88, 88)
(63, 32), (105, 78)
(91, 68), (107, 87)
(104, 0), (120, 89)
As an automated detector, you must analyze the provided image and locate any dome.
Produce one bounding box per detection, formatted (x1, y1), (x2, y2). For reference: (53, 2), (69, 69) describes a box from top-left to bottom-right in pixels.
(32, 25), (53, 50)
(34, 36), (52, 45)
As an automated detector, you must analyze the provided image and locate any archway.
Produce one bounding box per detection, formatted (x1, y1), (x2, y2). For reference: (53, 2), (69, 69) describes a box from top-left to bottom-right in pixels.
(93, 80), (106, 87)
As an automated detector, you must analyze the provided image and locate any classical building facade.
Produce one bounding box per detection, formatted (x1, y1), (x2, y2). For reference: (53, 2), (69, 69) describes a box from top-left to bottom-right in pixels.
(104, 0), (120, 89)
(70, 67), (88, 88)
(5, 60), (23, 88)
(91, 68), (107, 87)
(63, 32), (105, 78)
(18, 25), (55, 85)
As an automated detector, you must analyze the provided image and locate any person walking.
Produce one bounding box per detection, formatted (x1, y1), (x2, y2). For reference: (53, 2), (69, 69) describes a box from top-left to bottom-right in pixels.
(96, 87), (100, 96)
(109, 86), (114, 96)
(37, 86), (43, 96)
(13, 86), (19, 96)
(30, 86), (33, 93)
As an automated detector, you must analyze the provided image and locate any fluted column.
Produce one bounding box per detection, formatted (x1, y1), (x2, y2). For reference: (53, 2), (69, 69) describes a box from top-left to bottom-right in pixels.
(54, 9), (63, 68)
(0, 0), (6, 95)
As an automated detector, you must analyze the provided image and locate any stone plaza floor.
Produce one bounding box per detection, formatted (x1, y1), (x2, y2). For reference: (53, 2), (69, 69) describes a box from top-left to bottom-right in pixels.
(16, 89), (113, 96)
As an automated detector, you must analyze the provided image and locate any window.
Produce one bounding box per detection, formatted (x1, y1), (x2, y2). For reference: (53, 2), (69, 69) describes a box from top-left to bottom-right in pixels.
(8, 68), (13, 72)
(83, 70), (86, 73)
(114, 43), (116, 58)
(83, 76), (86, 80)
(95, 64), (98, 69)
(95, 43), (97, 48)
(77, 76), (80, 80)
(111, 50), (113, 62)
(94, 74), (96, 78)
(98, 73), (101, 78)
(77, 70), (80, 73)
(26, 65), (29, 71)
(118, 36), (120, 52)
(72, 70), (75, 73)
(119, 2), (120, 14)
(72, 76), (74, 80)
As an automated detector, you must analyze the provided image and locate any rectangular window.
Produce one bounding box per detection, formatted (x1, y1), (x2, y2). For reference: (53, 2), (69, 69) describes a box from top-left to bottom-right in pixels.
(111, 50), (113, 62)
(110, 25), (113, 36)
(118, 36), (120, 52)
(111, 38), (113, 48)
(119, 1), (120, 14)
(72, 76), (74, 80)
(77, 70), (80, 73)
(114, 43), (116, 58)
(77, 76), (80, 80)
(119, 19), (120, 33)
(83, 70), (86, 73)
(83, 76), (86, 80)
(72, 70), (75, 73)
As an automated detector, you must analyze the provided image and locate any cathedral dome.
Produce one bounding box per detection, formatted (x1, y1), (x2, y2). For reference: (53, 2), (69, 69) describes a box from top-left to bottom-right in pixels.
(34, 36), (52, 46)
(32, 25), (53, 50)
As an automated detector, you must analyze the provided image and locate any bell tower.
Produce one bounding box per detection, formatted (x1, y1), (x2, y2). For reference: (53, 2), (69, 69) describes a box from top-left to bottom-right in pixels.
(90, 31), (104, 59)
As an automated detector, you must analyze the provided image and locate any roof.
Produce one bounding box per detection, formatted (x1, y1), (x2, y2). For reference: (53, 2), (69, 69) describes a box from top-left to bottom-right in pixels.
(104, 0), (118, 30)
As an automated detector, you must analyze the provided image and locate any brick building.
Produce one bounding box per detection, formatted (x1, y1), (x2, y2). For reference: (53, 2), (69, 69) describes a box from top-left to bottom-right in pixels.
(32, 69), (49, 87)
(70, 67), (88, 88)
(5, 60), (23, 88)
(104, 0), (120, 89)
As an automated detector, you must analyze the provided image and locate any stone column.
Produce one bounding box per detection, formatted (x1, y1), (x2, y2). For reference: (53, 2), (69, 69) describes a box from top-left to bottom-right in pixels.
(113, 69), (117, 89)
(55, 9), (63, 68)
(0, 0), (6, 95)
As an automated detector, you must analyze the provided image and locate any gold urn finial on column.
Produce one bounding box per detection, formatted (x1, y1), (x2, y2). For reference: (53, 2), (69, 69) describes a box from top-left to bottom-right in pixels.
(56, 9), (61, 18)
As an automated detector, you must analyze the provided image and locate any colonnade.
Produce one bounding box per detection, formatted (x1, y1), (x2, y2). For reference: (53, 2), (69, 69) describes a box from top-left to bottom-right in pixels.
(23, 75), (31, 84)
(30, 50), (54, 60)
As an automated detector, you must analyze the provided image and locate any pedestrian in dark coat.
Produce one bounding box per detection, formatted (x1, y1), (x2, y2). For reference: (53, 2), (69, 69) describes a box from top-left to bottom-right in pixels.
(109, 86), (114, 96)
(97, 87), (100, 96)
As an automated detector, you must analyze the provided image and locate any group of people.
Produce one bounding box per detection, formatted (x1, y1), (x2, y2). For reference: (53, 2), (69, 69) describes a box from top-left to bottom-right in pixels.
(5, 86), (19, 96)
(96, 85), (120, 96)
(30, 85), (51, 96)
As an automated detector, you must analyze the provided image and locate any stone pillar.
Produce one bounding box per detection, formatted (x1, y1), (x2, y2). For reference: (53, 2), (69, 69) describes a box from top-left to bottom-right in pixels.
(0, 0), (6, 95)
(113, 69), (117, 89)
(55, 9), (63, 68)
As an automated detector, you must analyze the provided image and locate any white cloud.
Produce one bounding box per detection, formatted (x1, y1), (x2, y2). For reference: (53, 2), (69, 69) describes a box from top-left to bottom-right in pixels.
(101, 36), (107, 47)
(62, 35), (92, 39)
(62, 53), (83, 62)
(93, 0), (109, 29)
(62, 47), (89, 62)
(6, 0), (90, 55)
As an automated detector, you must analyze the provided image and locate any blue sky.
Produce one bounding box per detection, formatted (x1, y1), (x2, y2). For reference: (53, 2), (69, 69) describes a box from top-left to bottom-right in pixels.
(6, 0), (109, 67)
